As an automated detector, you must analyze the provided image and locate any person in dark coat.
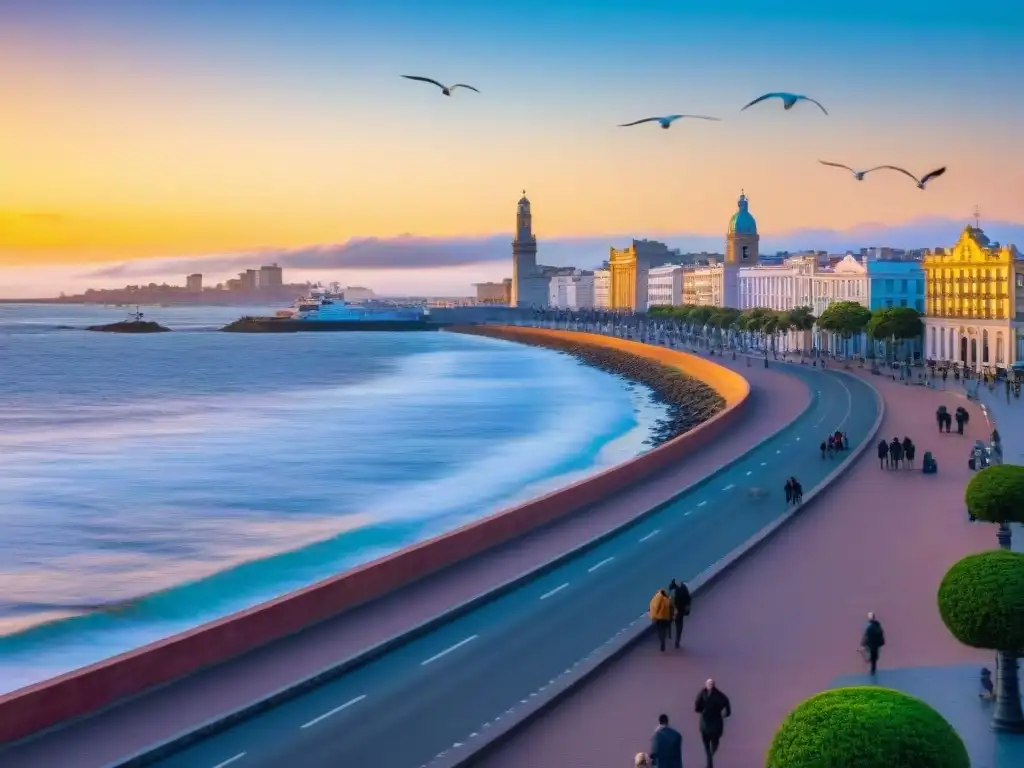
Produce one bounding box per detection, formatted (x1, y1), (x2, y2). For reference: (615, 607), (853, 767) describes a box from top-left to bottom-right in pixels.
(669, 579), (692, 648)
(860, 611), (886, 675)
(790, 477), (803, 504)
(649, 713), (683, 768)
(694, 678), (731, 768)
(904, 439), (916, 469)
(876, 439), (889, 469)
(889, 437), (903, 469)
(784, 478), (793, 504)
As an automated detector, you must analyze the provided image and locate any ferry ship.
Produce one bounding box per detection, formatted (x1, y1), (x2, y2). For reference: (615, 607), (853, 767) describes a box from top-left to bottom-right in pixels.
(223, 290), (432, 332)
(279, 290), (428, 323)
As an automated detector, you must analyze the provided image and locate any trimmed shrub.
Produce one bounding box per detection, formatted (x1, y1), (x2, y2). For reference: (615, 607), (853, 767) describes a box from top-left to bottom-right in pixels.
(765, 686), (969, 768)
(937, 550), (1024, 653)
(964, 464), (1024, 525)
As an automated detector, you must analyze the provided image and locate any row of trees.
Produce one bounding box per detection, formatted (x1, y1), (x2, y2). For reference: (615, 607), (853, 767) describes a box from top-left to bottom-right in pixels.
(766, 464), (1024, 766)
(648, 301), (924, 358)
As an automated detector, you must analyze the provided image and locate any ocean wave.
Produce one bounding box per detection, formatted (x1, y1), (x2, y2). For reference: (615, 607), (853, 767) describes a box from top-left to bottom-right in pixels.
(0, 324), (663, 693)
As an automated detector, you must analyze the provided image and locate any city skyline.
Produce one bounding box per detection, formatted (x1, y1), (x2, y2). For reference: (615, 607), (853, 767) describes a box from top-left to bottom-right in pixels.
(1, 1), (1021, 297)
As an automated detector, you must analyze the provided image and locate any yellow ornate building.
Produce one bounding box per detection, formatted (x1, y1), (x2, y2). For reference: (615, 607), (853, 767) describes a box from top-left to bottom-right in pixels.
(607, 240), (676, 311)
(923, 225), (1024, 371)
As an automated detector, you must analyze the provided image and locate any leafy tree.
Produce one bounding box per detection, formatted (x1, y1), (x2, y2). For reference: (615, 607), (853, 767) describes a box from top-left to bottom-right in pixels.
(937, 549), (1024, 731)
(766, 686), (969, 768)
(817, 301), (871, 359)
(867, 306), (924, 363)
(965, 464), (1024, 549)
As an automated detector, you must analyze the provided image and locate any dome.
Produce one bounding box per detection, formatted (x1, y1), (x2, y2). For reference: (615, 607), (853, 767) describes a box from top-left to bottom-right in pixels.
(728, 192), (757, 236)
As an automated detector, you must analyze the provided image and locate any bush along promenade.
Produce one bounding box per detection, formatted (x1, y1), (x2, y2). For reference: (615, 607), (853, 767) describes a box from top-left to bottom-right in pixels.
(765, 687), (970, 768)
(448, 325), (725, 446)
(964, 464), (1024, 549)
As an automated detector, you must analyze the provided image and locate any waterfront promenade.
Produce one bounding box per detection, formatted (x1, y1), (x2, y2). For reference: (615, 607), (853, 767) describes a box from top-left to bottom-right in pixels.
(0, 342), (814, 767)
(479, 372), (997, 768)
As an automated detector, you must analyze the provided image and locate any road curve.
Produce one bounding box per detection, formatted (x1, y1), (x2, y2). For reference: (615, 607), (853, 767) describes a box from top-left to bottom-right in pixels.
(118, 367), (877, 768)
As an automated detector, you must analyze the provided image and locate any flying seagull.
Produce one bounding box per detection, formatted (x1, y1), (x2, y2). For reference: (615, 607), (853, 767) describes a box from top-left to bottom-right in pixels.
(618, 114), (721, 129)
(818, 160), (887, 181)
(401, 75), (479, 96)
(741, 92), (828, 115)
(873, 165), (948, 190)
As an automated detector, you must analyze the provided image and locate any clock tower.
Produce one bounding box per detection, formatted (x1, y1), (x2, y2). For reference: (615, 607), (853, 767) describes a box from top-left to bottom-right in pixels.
(511, 191), (541, 307)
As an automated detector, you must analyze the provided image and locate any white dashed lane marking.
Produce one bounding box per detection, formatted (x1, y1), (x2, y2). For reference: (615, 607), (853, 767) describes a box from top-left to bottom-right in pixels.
(697, 500), (707, 507)
(300, 695), (367, 729)
(639, 529), (660, 542)
(588, 557), (615, 573)
(722, 483), (735, 491)
(540, 583), (569, 600)
(421, 635), (478, 666)
(746, 471), (753, 476)
(211, 754), (246, 768)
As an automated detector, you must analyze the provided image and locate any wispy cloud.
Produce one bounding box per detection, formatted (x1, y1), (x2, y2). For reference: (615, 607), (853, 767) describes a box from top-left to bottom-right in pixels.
(77, 217), (1024, 283)
(0, 211), (67, 223)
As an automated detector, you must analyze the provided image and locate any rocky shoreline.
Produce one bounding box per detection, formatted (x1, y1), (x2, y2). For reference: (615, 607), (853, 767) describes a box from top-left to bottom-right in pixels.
(448, 326), (726, 447)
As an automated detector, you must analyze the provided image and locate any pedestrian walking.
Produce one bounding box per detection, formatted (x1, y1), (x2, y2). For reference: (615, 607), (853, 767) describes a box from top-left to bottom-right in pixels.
(889, 437), (903, 469)
(841, 431), (849, 450)
(648, 713), (683, 768)
(901, 437), (914, 469)
(784, 478), (793, 505)
(876, 438), (889, 469)
(669, 579), (691, 648)
(790, 476), (803, 504)
(649, 588), (674, 652)
(820, 439), (827, 459)
(694, 678), (731, 768)
(859, 611), (886, 675)
(826, 434), (835, 458)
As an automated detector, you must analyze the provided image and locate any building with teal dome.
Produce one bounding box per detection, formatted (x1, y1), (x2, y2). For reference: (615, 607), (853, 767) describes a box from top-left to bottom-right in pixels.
(728, 193), (758, 236)
(726, 192), (760, 266)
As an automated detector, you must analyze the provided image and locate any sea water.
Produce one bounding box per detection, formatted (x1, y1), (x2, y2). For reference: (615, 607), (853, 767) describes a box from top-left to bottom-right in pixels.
(0, 304), (664, 693)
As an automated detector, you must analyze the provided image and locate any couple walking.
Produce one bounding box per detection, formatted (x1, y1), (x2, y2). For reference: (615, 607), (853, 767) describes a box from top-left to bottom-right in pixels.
(649, 579), (692, 652)
(783, 477), (803, 506)
(640, 680), (732, 768)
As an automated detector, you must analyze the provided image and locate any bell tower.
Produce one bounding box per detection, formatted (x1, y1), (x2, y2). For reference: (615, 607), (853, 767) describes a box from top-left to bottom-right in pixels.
(725, 191), (760, 266)
(511, 191), (539, 307)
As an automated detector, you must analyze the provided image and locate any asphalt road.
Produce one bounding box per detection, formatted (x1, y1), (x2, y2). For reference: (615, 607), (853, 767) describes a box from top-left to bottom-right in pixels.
(136, 366), (878, 768)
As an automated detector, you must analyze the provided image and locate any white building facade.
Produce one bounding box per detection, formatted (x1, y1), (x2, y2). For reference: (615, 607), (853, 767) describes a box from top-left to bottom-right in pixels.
(548, 271), (595, 309)
(647, 264), (685, 307)
(594, 269), (611, 309)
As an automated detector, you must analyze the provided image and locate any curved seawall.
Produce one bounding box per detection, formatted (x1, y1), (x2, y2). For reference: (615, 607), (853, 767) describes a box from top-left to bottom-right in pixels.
(0, 327), (751, 747)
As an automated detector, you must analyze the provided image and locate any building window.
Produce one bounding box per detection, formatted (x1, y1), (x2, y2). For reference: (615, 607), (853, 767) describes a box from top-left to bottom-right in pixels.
(900, 298), (908, 307)
(915, 299), (924, 312)
(742, 245), (749, 259)
(885, 298), (894, 308)
(884, 279), (894, 292)
(1017, 274), (1024, 288)
(900, 279), (908, 293)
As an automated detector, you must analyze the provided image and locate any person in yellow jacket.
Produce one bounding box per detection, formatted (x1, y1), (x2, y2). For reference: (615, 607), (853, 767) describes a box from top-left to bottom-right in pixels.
(650, 588), (674, 652)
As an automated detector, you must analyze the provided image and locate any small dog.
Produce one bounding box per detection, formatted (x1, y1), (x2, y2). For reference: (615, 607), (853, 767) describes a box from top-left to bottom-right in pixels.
(635, 752), (650, 767)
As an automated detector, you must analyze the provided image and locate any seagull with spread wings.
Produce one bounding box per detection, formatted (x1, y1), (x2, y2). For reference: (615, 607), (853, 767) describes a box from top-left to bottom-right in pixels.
(741, 92), (828, 115)
(401, 75), (480, 97)
(618, 114), (721, 130)
(873, 165), (947, 190)
(818, 160), (886, 181)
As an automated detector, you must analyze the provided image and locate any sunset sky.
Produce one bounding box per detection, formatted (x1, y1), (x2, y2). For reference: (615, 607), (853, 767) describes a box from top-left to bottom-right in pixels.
(1, 1), (1021, 295)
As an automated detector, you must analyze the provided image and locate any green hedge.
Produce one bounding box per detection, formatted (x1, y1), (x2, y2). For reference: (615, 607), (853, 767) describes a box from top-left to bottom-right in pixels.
(765, 687), (969, 768)
(964, 464), (1024, 525)
(937, 549), (1024, 652)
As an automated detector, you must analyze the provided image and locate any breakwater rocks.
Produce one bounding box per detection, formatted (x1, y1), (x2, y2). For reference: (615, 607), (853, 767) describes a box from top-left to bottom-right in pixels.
(86, 320), (171, 333)
(449, 326), (726, 446)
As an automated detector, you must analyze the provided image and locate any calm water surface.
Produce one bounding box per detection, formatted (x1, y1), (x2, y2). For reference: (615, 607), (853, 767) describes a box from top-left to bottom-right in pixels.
(0, 304), (663, 692)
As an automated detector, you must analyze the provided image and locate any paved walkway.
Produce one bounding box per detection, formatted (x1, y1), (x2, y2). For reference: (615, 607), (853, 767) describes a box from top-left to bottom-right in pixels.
(0, 348), (811, 766)
(479, 372), (998, 768)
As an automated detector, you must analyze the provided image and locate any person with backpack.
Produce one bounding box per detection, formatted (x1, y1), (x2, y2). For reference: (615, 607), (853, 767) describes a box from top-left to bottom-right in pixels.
(860, 611), (886, 675)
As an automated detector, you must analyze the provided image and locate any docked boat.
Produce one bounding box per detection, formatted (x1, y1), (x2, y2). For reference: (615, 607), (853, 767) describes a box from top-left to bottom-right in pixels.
(221, 291), (433, 332)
